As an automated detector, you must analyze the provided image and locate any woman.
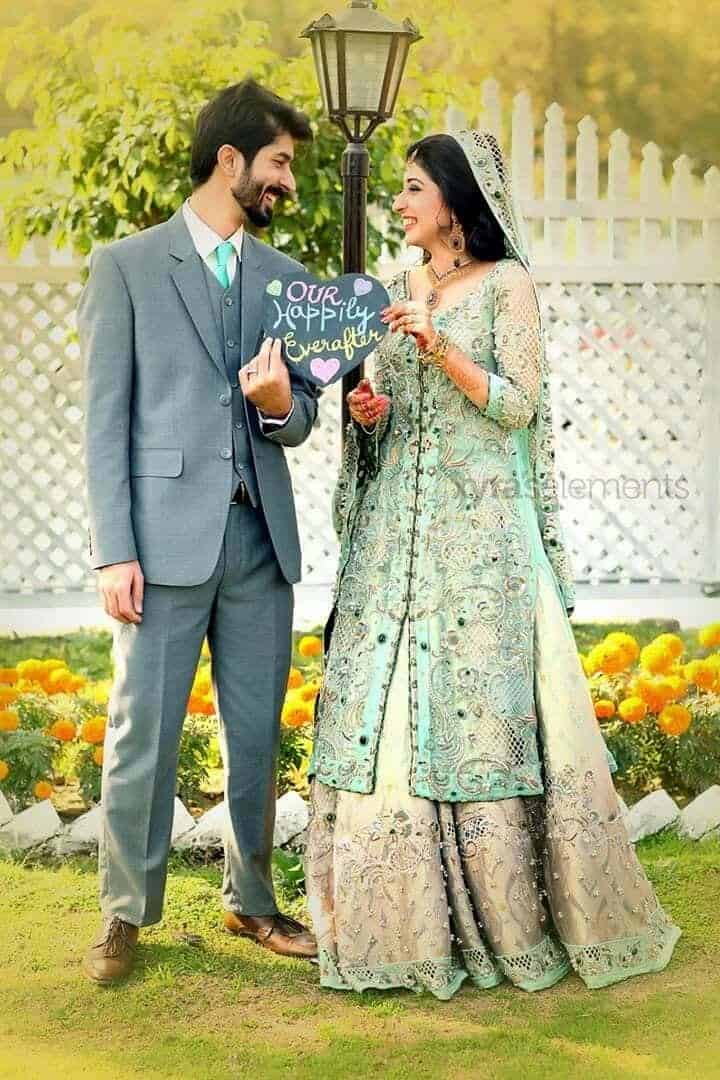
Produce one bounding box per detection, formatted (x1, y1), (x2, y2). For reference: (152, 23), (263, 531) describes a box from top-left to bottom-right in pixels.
(304, 130), (680, 999)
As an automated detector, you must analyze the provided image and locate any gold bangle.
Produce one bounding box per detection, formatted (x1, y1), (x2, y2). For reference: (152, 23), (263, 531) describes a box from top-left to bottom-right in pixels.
(419, 332), (451, 370)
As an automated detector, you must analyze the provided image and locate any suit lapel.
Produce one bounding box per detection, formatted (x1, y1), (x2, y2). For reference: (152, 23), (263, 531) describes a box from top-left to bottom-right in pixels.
(241, 233), (269, 367)
(168, 208), (225, 381)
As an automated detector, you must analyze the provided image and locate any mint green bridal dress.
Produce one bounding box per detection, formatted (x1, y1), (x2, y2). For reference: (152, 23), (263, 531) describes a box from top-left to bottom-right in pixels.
(304, 130), (681, 998)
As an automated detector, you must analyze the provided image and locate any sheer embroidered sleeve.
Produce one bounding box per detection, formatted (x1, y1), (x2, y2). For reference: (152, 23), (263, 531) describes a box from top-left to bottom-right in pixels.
(481, 261), (541, 429)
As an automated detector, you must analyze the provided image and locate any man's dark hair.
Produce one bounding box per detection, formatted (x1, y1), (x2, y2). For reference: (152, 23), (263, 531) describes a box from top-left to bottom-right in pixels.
(190, 78), (313, 187)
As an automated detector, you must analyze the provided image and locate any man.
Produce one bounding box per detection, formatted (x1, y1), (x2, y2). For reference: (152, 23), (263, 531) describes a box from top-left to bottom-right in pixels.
(77, 78), (319, 984)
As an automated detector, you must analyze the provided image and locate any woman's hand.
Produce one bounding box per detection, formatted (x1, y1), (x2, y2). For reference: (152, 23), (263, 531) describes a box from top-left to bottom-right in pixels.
(347, 378), (391, 428)
(381, 302), (438, 352)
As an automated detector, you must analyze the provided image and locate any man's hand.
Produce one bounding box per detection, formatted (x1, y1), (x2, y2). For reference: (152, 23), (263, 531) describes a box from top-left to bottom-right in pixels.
(98, 560), (144, 624)
(347, 378), (391, 427)
(239, 337), (293, 419)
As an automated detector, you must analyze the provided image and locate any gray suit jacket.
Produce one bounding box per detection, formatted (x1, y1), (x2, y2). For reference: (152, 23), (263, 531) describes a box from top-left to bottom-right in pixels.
(76, 207), (319, 586)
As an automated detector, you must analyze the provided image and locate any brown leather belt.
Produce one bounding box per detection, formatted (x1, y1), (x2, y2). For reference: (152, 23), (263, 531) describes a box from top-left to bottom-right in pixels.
(231, 479), (250, 504)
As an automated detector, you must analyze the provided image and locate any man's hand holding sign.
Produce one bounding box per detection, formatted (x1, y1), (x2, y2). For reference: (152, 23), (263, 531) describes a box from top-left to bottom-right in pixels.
(240, 337), (293, 419)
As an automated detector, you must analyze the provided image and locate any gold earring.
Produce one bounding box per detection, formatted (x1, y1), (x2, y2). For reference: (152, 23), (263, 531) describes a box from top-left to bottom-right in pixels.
(449, 214), (466, 263)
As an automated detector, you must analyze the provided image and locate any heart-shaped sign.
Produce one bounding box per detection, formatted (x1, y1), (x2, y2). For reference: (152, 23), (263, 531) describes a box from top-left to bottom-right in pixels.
(262, 272), (390, 387)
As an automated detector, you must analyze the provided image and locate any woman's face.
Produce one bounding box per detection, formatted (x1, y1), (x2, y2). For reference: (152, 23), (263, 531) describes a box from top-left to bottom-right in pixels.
(392, 157), (451, 250)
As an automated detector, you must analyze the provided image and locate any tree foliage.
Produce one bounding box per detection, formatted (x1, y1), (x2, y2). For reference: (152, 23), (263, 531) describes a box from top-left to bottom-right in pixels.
(0, 0), (429, 274)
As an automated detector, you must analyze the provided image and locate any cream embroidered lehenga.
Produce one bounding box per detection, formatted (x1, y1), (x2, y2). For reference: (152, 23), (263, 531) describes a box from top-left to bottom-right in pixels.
(304, 131), (681, 999)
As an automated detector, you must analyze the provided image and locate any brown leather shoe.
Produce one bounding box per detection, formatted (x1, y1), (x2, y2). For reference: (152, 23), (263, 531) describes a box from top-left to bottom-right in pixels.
(83, 916), (139, 985)
(224, 910), (317, 960)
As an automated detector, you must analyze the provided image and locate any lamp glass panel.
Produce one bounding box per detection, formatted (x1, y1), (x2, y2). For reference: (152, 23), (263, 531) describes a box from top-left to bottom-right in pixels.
(316, 31), (340, 112)
(384, 38), (410, 116)
(343, 31), (393, 114)
(310, 36), (330, 114)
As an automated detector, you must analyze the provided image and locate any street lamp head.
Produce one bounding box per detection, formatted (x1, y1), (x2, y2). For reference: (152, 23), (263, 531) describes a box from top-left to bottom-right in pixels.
(301, 1), (421, 143)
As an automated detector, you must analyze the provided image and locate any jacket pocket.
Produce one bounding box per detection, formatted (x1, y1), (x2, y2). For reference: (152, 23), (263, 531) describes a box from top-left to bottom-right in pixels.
(130, 447), (184, 477)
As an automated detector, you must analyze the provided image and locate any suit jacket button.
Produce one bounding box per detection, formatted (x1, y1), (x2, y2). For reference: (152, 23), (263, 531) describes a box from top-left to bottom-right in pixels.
(220, 447), (232, 460)
(219, 393), (230, 406)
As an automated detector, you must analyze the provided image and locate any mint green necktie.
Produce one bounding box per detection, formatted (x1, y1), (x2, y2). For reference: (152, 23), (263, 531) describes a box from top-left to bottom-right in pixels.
(213, 240), (235, 288)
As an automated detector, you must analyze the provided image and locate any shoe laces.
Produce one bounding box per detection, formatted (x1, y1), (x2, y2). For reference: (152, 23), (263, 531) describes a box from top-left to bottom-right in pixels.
(101, 917), (136, 958)
(273, 913), (308, 938)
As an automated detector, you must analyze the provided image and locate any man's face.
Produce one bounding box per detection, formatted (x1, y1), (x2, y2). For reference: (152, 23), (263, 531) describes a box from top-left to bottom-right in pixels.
(230, 132), (297, 228)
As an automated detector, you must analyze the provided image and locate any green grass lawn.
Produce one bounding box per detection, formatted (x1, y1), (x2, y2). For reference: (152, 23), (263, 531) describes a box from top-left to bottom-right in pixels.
(1, 834), (719, 1080)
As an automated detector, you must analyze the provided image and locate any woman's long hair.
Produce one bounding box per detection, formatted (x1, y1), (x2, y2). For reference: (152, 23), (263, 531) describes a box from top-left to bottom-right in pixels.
(406, 133), (506, 262)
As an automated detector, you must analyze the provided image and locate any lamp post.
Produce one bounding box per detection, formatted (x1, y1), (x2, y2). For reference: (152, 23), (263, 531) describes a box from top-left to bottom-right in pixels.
(301, 1), (421, 434)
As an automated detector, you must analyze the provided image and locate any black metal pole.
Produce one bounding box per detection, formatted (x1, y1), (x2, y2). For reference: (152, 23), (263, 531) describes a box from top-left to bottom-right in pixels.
(341, 140), (370, 438)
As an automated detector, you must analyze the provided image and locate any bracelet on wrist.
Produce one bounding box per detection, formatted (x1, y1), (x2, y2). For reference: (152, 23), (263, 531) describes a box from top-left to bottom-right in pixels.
(418, 331), (451, 371)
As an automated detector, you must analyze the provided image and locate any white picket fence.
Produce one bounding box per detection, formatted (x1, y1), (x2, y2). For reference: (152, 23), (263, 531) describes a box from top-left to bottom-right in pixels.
(0, 78), (718, 610)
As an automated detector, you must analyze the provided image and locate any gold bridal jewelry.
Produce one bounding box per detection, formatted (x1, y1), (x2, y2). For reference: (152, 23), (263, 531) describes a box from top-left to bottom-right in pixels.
(425, 258), (475, 310)
(418, 331), (451, 370)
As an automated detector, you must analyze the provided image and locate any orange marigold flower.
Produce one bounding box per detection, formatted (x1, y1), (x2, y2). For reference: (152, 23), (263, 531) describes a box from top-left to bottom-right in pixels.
(93, 747), (104, 767)
(49, 718), (77, 742)
(683, 659), (717, 691)
(0, 668), (18, 685)
(0, 760), (9, 782)
(604, 632), (640, 665)
(634, 676), (670, 714)
(299, 679), (322, 703)
(0, 687), (19, 708)
(188, 691), (215, 716)
(586, 642), (629, 676)
(652, 633), (685, 659)
(663, 674), (689, 701)
(297, 635), (323, 659)
(594, 699), (615, 720)
(287, 667), (305, 690)
(281, 699), (314, 729)
(698, 622), (720, 650)
(618, 697), (648, 724)
(657, 704), (692, 737)
(34, 781), (53, 800)
(639, 643), (674, 675)
(16, 659), (47, 681)
(0, 709), (19, 732)
(80, 715), (106, 745)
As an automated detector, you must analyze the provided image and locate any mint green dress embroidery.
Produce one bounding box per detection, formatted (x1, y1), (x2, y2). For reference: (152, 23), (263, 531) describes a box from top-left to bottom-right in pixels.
(305, 129), (680, 998)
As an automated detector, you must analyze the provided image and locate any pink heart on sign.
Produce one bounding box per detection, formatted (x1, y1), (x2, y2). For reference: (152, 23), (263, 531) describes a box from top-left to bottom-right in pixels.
(354, 278), (372, 297)
(310, 356), (341, 384)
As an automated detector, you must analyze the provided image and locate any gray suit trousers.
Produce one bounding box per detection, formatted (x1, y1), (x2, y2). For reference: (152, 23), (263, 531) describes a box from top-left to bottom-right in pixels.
(100, 501), (293, 926)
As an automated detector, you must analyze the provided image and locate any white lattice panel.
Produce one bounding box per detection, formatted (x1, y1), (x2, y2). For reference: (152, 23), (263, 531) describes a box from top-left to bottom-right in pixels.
(540, 282), (709, 585)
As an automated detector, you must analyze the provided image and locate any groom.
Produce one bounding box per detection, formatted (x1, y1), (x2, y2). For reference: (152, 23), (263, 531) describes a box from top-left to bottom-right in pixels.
(77, 79), (319, 984)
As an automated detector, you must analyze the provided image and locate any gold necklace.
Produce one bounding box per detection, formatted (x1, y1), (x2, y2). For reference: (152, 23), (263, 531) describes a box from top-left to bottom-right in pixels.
(425, 259), (475, 310)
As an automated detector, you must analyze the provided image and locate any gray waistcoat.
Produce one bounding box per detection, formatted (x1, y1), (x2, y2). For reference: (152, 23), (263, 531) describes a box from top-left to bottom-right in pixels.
(202, 261), (260, 506)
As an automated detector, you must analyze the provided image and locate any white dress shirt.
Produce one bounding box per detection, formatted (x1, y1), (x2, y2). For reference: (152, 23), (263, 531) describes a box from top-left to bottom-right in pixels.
(181, 198), (293, 428)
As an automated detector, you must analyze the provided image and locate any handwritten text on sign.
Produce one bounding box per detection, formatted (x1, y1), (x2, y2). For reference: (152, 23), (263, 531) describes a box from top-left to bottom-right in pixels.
(263, 273), (390, 387)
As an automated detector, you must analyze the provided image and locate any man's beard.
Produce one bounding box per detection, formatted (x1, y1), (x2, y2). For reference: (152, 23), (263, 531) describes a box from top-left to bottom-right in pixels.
(231, 173), (285, 228)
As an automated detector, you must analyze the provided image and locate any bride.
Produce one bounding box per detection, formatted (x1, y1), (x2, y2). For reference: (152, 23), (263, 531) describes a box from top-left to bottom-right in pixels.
(304, 129), (681, 998)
